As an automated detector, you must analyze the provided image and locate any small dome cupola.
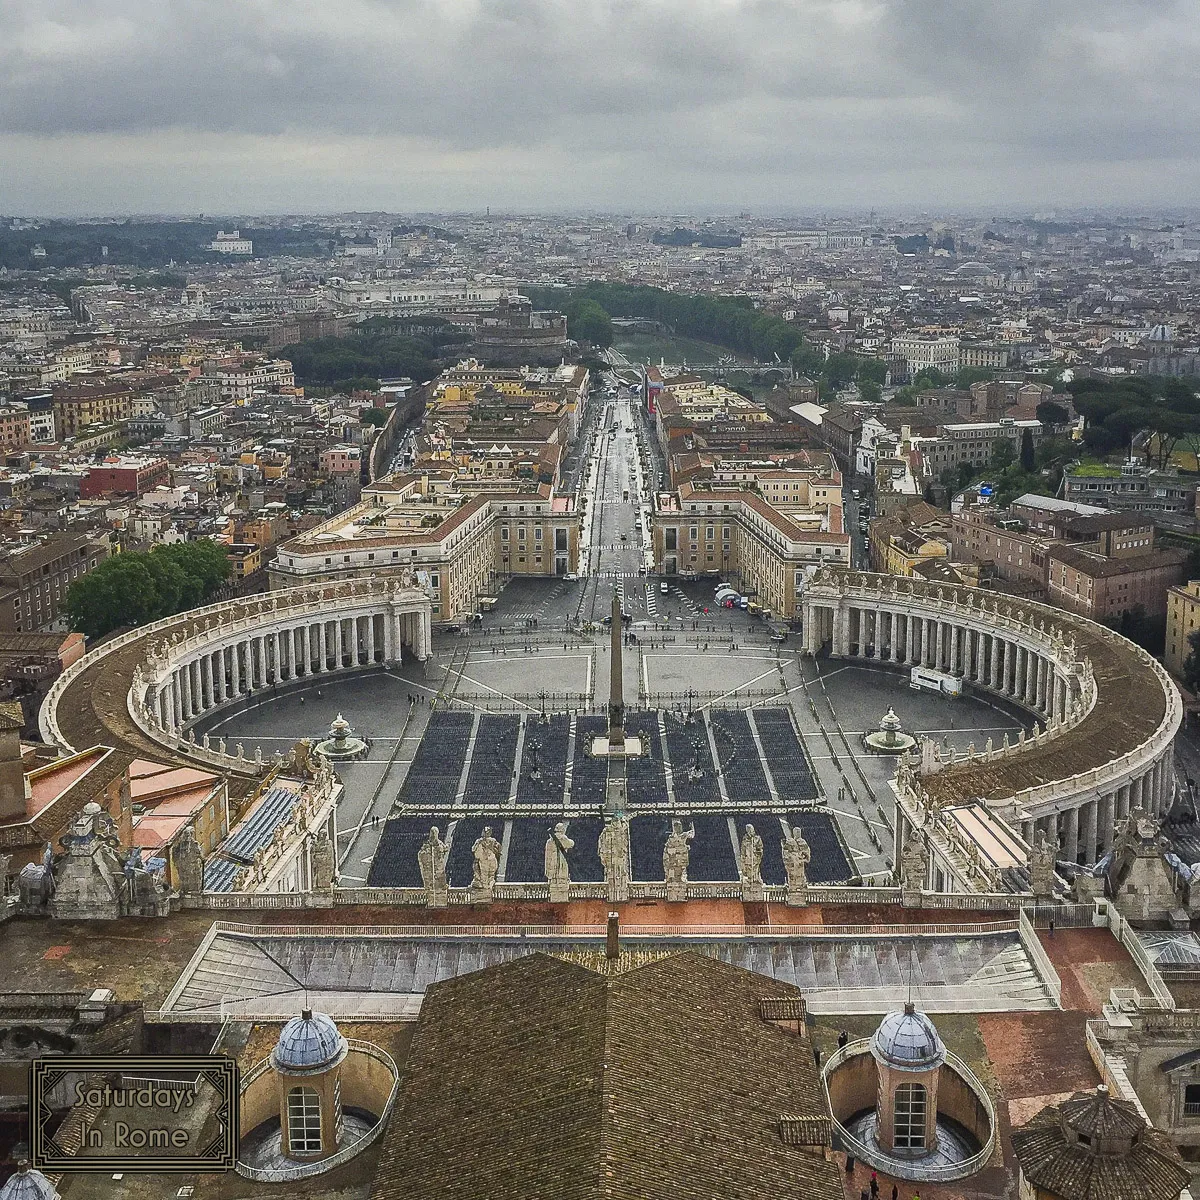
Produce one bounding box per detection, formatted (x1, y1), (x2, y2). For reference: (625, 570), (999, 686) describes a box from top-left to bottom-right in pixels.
(0, 1161), (60, 1200)
(272, 1008), (348, 1075)
(871, 1002), (947, 1072)
(1058, 1084), (1144, 1156)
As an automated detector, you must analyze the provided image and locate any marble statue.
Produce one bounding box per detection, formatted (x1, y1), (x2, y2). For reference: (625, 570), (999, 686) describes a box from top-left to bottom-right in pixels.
(311, 826), (337, 892)
(663, 819), (695, 901)
(173, 825), (204, 897)
(1029, 834), (1057, 900)
(739, 823), (764, 901)
(471, 825), (502, 900)
(418, 825), (449, 906)
(598, 815), (631, 902)
(899, 828), (928, 907)
(782, 825), (812, 905)
(545, 821), (574, 902)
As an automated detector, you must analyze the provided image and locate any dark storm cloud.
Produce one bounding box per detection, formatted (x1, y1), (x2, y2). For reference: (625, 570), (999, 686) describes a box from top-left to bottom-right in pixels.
(0, 0), (1198, 212)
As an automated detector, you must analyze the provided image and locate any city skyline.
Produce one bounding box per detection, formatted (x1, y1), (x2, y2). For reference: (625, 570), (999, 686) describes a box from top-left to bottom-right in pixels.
(3, 0), (1200, 215)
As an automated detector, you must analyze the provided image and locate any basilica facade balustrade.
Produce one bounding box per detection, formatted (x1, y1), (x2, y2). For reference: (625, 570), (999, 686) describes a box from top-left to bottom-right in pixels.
(801, 570), (1181, 869)
(41, 578), (432, 776)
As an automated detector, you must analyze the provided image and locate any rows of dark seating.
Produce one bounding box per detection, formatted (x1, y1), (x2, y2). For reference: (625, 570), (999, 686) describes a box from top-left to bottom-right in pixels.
(516, 714), (570, 805)
(709, 710), (773, 806)
(569, 716), (609, 807)
(365, 815), (430, 886)
(787, 809), (853, 883)
(396, 710), (474, 808)
(663, 712), (721, 805)
(753, 707), (819, 802)
(462, 714), (520, 805)
(625, 711), (669, 807)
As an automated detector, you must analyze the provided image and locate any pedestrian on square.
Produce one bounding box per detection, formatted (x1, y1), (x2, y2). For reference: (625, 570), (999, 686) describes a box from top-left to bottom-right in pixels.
(891, 1187), (898, 1200)
(838, 1030), (849, 1049)
(870, 1171), (878, 1197)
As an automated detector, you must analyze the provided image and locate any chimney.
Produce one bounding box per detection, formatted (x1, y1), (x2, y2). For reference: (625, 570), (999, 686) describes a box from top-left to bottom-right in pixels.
(606, 911), (620, 960)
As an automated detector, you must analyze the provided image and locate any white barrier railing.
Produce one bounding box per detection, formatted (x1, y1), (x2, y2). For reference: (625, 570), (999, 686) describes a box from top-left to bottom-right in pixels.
(1018, 907), (1062, 1009)
(1108, 907), (1177, 1011)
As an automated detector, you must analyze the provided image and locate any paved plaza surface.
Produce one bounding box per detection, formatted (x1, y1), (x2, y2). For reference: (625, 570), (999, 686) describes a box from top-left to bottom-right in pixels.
(195, 390), (1028, 886)
(196, 629), (1029, 888)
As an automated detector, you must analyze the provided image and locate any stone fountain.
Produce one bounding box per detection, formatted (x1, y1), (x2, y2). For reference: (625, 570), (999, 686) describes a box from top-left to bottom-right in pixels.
(314, 713), (368, 760)
(862, 706), (917, 755)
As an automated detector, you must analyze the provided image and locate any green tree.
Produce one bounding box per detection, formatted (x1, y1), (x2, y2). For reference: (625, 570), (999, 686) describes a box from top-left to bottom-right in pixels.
(858, 379), (882, 404)
(360, 407), (388, 427)
(856, 358), (888, 386)
(1035, 400), (1069, 427)
(1020, 427), (1035, 472)
(955, 366), (993, 388)
(67, 542), (231, 640)
(565, 299), (614, 348)
(991, 438), (1016, 470)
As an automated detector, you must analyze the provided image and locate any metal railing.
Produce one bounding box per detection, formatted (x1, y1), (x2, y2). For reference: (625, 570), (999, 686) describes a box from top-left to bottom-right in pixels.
(235, 1039), (399, 1181)
(821, 1040), (997, 1183)
(206, 918), (1020, 940)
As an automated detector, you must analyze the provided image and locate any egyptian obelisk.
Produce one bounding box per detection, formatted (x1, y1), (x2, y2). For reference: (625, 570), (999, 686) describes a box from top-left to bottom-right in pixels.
(608, 592), (625, 749)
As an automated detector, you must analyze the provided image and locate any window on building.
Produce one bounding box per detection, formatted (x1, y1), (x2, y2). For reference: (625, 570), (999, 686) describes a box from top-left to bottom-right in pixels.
(287, 1087), (322, 1154)
(1184, 1083), (1200, 1116)
(893, 1083), (927, 1150)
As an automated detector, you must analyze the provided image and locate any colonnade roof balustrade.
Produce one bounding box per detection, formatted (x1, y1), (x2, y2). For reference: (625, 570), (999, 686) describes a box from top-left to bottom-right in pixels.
(41, 578), (431, 800)
(805, 570), (1180, 812)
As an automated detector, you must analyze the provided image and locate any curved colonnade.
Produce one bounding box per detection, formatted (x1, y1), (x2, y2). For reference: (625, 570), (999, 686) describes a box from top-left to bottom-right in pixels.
(41, 578), (433, 778)
(801, 570), (1181, 867)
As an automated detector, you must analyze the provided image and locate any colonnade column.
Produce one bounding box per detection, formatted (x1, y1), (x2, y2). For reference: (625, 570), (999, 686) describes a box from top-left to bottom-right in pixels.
(1063, 806), (1079, 863)
(1082, 800), (1098, 862)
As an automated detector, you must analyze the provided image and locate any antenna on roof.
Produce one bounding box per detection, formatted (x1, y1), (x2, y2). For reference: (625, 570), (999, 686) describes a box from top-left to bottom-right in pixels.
(906, 941), (915, 1013)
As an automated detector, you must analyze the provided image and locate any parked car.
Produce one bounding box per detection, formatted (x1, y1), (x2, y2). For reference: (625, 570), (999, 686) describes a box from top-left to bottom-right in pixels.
(660, 582), (669, 594)
(564, 572), (579, 581)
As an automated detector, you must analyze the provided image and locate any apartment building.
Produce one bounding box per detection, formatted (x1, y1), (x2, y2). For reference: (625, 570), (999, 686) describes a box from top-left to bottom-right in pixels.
(889, 334), (960, 379)
(0, 405), (31, 451)
(0, 532), (110, 633)
(650, 479), (851, 620)
(79, 454), (171, 499)
(52, 379), (135, 438)
(1046, 540), (1188, 622)
(1165, 579), (1200, 682)
(868, 502), (951, 577)
(1063, 460), (1195, 515)
(922, 416), (1042, 476)
(269, 471), (580, 623)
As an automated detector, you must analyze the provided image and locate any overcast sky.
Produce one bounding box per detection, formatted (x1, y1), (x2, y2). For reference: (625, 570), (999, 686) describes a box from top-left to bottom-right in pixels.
(2, 0), (1199, 217)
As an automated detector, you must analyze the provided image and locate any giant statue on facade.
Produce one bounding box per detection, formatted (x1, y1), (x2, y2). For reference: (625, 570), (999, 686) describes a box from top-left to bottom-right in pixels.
(782, 824), (812, 905)
(544, 821), (574, 903)
(1029, 834), (1057, 900)
(471, 825), (502, 902)
(174, 825), (204, 897)
(739, 823), (764, 902)
(311, 826), (337, 892)
(663, 819), (695, 902)
(598, 815), (631, 903)
(899, 828), (928, 907)
(418, 825), (450, 907)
